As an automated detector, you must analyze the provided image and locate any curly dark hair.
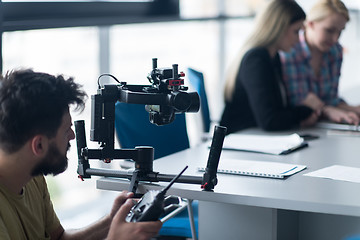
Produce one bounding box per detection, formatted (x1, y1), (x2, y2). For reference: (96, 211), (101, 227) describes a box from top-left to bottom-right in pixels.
(0, 69), (87, 153)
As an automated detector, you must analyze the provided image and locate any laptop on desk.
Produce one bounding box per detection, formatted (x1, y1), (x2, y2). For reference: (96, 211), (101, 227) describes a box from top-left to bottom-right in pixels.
(316, 121), (360, 132)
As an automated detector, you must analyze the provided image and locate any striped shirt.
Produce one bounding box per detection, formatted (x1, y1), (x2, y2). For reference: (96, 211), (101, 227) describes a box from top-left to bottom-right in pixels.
(280, 30), (344, 106)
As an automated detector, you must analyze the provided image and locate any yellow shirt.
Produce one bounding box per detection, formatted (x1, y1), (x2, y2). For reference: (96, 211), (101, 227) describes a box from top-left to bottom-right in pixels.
(0, 175), (60, 239)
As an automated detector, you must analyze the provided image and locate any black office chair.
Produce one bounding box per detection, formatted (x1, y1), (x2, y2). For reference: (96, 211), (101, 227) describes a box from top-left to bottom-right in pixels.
(114, 102), (198, 239)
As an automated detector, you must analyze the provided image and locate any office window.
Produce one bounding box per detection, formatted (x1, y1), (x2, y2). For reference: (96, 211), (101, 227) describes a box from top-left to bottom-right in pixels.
(3, 0), (154, 1)
(180, 0), (260, 18)
(109, 20), (224, 121)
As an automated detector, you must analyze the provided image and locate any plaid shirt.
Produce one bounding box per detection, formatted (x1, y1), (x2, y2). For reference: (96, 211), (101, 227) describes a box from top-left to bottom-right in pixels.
(280, 30), (344, 106)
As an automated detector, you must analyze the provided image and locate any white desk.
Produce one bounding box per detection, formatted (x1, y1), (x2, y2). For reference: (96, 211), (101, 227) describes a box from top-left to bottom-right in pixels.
(97, 128), (360, 240)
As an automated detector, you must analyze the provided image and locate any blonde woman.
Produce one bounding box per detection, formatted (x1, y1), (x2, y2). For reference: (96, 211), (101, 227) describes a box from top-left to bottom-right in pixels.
(220, 0), (319, 134)
(281, 0), (360, 125)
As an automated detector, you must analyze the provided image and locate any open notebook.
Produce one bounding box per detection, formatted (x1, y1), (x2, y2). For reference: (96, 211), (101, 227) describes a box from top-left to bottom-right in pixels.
(198, 159), (307, 179)
(220, 133), (307, 155)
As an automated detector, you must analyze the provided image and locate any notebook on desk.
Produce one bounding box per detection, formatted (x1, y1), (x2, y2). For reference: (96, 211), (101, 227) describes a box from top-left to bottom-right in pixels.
(198, 159), (307, 179)
(219, 133), (307, 155)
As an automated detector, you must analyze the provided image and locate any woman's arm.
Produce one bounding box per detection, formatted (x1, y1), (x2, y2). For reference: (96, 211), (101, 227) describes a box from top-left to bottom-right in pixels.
(240, 49), (314, 130)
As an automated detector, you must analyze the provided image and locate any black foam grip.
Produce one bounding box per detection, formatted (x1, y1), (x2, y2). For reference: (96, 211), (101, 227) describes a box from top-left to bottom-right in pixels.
(74, 120), (87, 162)
(206, 125), (227, 173)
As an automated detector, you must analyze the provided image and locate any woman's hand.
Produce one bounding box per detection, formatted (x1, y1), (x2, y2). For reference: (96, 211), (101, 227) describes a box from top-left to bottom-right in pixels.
(300, 112), (319, 127)
(301, 92), (324, 115)
(322, 106), (360, 125)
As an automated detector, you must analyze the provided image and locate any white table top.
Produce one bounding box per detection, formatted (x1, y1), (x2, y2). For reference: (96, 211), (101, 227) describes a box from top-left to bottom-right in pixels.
(97, 128), (360, 217)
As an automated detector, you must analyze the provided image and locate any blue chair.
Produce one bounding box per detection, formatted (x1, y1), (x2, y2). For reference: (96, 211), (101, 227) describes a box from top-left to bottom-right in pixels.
(114, 102), (189, 159)
(345, 235), (360, 240)
(187, 67), (211, 134)
(114, 102), (198, 239)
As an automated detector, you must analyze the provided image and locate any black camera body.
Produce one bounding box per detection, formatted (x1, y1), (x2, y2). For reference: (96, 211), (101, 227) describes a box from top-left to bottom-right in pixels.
(146, 58), (186, 92)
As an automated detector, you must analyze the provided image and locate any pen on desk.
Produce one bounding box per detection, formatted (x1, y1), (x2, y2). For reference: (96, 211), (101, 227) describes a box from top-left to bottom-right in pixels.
(281, 166), (298, 175)
(299, 134), (319, 141)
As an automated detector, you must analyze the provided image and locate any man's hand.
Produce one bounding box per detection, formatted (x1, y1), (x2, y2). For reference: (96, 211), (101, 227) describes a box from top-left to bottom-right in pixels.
(107, 198), (162, 240)
(110, 191), (134, 219)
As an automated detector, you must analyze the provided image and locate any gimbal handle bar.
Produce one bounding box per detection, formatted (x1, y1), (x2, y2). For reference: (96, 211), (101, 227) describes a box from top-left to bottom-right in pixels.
(75, 120), (202, 188)
(83, 168), (203, 185)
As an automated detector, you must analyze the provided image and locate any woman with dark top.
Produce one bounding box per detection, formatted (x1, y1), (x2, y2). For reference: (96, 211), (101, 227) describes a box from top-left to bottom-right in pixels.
(220, 0), (322, 134)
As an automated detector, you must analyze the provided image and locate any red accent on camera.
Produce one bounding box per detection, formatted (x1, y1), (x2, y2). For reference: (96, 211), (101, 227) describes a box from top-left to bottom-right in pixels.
(169, 79), (184, 86)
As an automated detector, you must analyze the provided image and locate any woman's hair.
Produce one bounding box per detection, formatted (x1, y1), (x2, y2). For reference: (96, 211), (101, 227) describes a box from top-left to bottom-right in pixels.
(224, 0), (305, 101)
(307, 0), (349, 23)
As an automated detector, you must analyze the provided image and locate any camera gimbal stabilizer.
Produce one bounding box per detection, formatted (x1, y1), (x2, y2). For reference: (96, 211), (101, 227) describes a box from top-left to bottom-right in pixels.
(75, 58), (226, 196)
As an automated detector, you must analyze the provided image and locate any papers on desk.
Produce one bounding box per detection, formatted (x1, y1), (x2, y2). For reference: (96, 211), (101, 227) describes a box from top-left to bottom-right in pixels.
(304, 165), (360, 183)
(198, 159), (307, 179)
(221, 133), (307, 155)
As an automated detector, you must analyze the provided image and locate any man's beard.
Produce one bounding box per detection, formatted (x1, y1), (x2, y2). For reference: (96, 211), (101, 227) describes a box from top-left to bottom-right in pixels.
(31, 142), (70, 177)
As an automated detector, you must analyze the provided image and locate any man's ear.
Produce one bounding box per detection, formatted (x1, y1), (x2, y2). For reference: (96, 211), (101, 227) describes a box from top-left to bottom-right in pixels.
(30, 135), (48, 157)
